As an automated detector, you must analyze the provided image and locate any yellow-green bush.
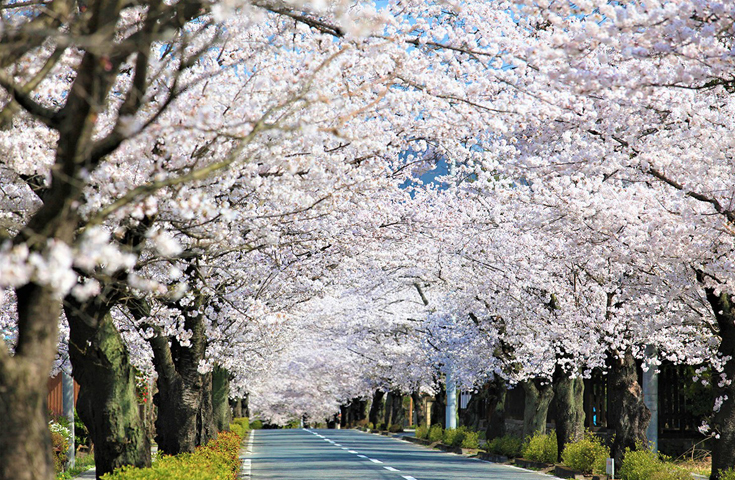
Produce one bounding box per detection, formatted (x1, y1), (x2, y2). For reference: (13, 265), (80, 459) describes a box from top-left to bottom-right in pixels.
(521, 431), (557, 464)
(101, 431), (242, 480)
(427, 424), (444, 443)
(486, 435), (524, 458)
(461, 430), (479, 449)
(620, 448), (690, 480)
(415, 425), (428, 439)
(561, 434), (608, 474)
(229, 417), (250, 437)
(719, 468), (735, 480)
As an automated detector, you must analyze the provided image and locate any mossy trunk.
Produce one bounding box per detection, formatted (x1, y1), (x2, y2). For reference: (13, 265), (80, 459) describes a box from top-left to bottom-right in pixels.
(553, 367), (585, 462)
(67, 308), (151, 479)
(0, 284), (59, 480)
(369, 390), (385, 426)
(212, 366), (231, 432)
(702, 287), (735, 480)
(150, 310), (216, 454)
(522, 378), (554, 439)
(608, 349), (650, 467)
(485, 378), (507, 441)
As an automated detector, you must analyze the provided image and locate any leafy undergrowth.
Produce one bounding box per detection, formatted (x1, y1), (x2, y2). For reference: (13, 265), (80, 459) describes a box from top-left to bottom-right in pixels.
(101, 431), (243, 480)
(56, 453), (96, 480)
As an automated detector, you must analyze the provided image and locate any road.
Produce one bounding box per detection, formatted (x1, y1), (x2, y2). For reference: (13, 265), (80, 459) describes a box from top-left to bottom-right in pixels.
(247, 428), (560, 480)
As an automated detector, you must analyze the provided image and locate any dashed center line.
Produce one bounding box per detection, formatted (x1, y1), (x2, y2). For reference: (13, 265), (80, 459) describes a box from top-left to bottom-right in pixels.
(305, 430), (414, 479)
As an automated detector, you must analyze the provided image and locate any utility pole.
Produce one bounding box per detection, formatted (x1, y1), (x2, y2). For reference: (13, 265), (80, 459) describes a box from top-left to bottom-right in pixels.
(62, 368), (75, 468)
(446, 370), (457, 430)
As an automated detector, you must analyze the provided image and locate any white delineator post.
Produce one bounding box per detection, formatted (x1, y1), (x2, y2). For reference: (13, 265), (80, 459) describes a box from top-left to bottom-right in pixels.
(446, 371), (457, 430)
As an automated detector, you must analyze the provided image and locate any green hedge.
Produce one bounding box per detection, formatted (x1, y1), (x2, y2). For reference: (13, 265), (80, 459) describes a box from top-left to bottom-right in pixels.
(229, 417), (250, 437)
(427, 424), (443, 443)
(101, 431), (242, 480)
(486, 435), (524, 458)
(521, 431), (557, 464)
(415, 425), (428, 439)
(620, 448), (690, 480)
(561, 434), (608, 474)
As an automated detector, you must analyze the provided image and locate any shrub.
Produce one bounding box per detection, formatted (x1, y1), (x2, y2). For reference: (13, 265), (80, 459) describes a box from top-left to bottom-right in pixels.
(461, 430), (479, 449)
(620, 448), (690, 480)
(366, 422), (374, 430)
(415, 425), (428, 439)
(229, 417), (250, 437)
(102, 431), (242, 480)
(49, 420), (71, 473)
(522, 431), (557, 464)
(388, 424), (403, 433)
(428, 424), (444, 443)
(442, 428), (462, 447)
(250, 419), (263, 430)
(719, 468), (735, 480)
(487, 435), (524, 458)
(561, 434), (609, 474)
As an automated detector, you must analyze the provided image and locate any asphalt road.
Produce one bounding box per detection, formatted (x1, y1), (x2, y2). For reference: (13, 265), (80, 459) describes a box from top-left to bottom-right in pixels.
(249, 428), (561, 480)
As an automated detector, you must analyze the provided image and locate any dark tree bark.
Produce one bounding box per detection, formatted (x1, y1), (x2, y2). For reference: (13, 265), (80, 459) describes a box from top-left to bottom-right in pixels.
(67, 306), (151, 479)
(212, 366), (231, 432)
(485, 378), (507, 441)
(385, 391), (405, 428)
(368, 390), (385, 426)
(608, 349), (650, 467)
(411, 391), (427, 429)
(149, 306), (216, 454)
(701, 286), (735, 480)
(432, 385), (447, 428)
(231, 398), (243, 419)
(553, 366), (585, 462)
(522, 378), (554, 439)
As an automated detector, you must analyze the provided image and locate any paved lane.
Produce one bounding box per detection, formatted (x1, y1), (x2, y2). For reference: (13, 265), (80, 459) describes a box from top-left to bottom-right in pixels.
(250, 428), (560, 480)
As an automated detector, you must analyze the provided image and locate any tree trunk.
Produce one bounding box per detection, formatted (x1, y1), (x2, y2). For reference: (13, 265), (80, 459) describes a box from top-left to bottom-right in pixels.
(0, 281), (66, 480)
(553, 367), (585, 462)
(485, 377), (507, 440)
(231, 398), (243, 419)
(67, 308), (151, 479)
(368, 390), (385, 426)
(149, 309), (216, 454)
(702, 286), (735, 480)
(212, 366), (231, 432)
(390, 391), (405, 427)
(460, 388), (483, 430)
(522, 378), (554, 439)
(412, 392), (427, 429)
(432, 384), (447, 428)
(608, 349), (650, 467)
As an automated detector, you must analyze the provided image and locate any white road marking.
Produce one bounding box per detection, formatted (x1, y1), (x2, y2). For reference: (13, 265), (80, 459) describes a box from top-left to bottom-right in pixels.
(341, 447), (349, 450)
(402, 476), (417, 480)
(348, 450), (358, 454)
(247, 430), (255, 454)
(369, 458), (383, 464)
(334, 443), (341, 446)
(384, 466), (400, 472)
(357, 454), (368, 459)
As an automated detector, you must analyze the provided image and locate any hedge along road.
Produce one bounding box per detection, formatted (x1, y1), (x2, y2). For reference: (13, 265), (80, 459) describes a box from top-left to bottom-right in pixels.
(247, 428), (563, 480)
